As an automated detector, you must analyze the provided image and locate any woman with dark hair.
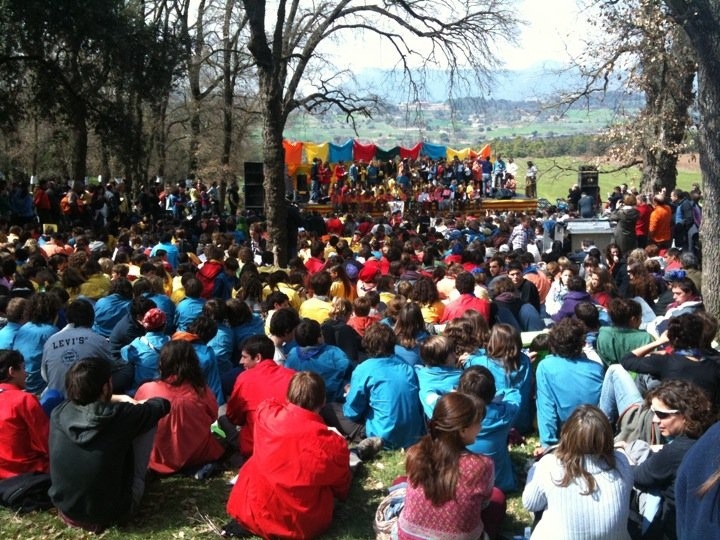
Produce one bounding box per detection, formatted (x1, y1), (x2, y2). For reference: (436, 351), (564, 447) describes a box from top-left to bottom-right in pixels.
(628, 380), (716, 539)
(523, 405), (633, 539)
(535, 318), (604, 453)
(410, 276), (445, 324)
(627, 261), (658, 305)
(609, 193), (640, 254)
(620, 313), (720, 403)
(135, 340), (224, 475)
(586, 266), (616, 308)
(328, 262), (355, 301)
(398, 392), (494, 540)
(605, 243), (630, 297)
(172, 315), (223, 406)
(466, 323), (534, 434)
(394, 302), (430, 367)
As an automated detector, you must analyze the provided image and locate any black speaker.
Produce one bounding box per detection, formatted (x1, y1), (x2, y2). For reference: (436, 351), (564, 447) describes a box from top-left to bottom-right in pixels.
(296, 173), (308, 192)
(578, 165), (599, 188)
(244, 162), (264, 211)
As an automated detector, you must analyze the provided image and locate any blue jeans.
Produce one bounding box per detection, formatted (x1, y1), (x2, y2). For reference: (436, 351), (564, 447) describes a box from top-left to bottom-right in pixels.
(598, 364), (643, 423)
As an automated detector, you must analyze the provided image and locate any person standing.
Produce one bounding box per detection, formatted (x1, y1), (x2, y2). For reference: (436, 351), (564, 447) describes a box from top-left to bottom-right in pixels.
(525, 161), (538, 198)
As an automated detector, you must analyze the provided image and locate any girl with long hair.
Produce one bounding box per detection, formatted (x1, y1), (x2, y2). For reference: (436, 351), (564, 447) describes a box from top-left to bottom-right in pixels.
(328, 262), (355, 301)
(523, 405), (633, 539)
(398, 392), (494, 540)
(466, 323), (534, 434)
(394, 302), (430, 367)
(135, 340), (225, 475)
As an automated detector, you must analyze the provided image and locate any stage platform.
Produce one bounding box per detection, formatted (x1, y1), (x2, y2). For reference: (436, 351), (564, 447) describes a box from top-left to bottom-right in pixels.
(298, 197), (539, 217)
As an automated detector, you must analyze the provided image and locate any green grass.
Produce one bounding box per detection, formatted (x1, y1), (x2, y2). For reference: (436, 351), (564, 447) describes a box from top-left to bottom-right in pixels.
(529, 156), (700, 204)
(0, 441), (537, 539)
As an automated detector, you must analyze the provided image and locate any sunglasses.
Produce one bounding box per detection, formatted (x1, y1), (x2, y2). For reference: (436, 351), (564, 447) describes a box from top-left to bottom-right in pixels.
(650, 406), (679, 420)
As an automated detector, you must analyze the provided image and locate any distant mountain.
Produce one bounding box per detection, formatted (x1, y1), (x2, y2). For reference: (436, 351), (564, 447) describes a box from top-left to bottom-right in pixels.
(350, 64), (638, 108)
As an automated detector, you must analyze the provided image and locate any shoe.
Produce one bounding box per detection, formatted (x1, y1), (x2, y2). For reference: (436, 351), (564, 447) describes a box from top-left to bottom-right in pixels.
(193, 461), (218, 480)
(221, 519), (252, 538)
(355, 436), (383, 461)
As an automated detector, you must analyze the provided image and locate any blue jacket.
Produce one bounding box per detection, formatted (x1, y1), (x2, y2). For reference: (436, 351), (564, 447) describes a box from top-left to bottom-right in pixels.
(0, 321), (22, 349)
(343, 355), (425, 449)
(121, 331), (170, 395)
(192, 342), (224, 406)
(232, 315), (265, 346)
(465, 352), (534, 434)
(207, 323), (236, 374)
(173, 296), (204, 332)
(394, 331), (430, 367)
(466, 388), (520, 492)
(92, 293), (131, 338)
(535, 353), (604, 446)
(15, 322), (58, 394)
(414, 364), (462, 418)
(285, 344), (350, 403)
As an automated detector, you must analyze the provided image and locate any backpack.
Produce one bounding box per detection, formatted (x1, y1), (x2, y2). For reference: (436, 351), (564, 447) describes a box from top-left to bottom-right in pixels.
(0, 472), (52, 513)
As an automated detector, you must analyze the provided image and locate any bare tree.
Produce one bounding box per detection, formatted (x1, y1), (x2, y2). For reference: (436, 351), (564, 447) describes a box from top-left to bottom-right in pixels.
(663, 0), (720, 318)
(558, 0), (695, 193)
(241, 0), (519, 266)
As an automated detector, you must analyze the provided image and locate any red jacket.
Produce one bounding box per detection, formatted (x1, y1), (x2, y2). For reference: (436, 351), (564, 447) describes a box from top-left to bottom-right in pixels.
(226, 360), (295, 457)
(197, 259), (224, 299)
(440, 294), (491, 324)
(227, 399), (351, 539)
(135, 379), (225, 474)
(0, 383), (49, 479)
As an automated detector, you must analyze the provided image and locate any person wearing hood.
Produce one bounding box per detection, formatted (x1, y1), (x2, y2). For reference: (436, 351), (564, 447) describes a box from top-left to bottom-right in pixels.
(284, 318), (350, 403)
(552, 275), (595, 323)
(347, 296), (380, 339)
(49, 357), (170, 533)
(490, 276), (544, 332)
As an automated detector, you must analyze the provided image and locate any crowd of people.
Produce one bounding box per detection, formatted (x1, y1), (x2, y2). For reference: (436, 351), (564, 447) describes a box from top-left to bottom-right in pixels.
(0, 169), (717, 540)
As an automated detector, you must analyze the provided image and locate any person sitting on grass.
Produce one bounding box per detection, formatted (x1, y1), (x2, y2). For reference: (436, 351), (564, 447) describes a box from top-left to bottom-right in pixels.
(415, 335), (462, 419)
(284, 318), (350, 404)
(224, 371), (351, 539)
(340, 323), (425, 449)
(397, 392), (495, 540)
(225, 335), (296, 459)
(135, 340), (225, 476)
(0, 349), (49, 479)
(49, 357), (170, 533)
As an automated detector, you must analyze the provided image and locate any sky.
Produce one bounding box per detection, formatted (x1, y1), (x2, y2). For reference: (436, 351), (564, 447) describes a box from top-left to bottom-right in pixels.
(324, 0), (591, 72)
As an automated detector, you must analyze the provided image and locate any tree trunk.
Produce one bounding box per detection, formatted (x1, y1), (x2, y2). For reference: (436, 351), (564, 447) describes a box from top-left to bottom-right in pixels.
(664, 0), (720, 318)
(70, 107), (88, 183)
(258, 72), (288, 267)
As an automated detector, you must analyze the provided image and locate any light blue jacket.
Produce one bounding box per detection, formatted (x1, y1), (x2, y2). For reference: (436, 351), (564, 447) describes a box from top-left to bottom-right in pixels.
(285, 344), (350, 403)
(467, 388), (520, 492)
(121, 331), (170, 395)
(0, 321), (22, 349)
(343, 355), (425, 449)
(414, 364), (462, 418)
(192, 342), (224, 406)
(173, 296), (204, 332)
(207, 323), (235, 375)
(15, 322), (58, 394)
(535, 353), (604, 447)
(465, 352), (534, 434)
(92, 293), (131, 337)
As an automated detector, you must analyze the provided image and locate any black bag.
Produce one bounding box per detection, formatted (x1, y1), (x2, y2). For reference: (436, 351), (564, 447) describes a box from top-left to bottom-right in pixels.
(0, 472), (52, 513)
